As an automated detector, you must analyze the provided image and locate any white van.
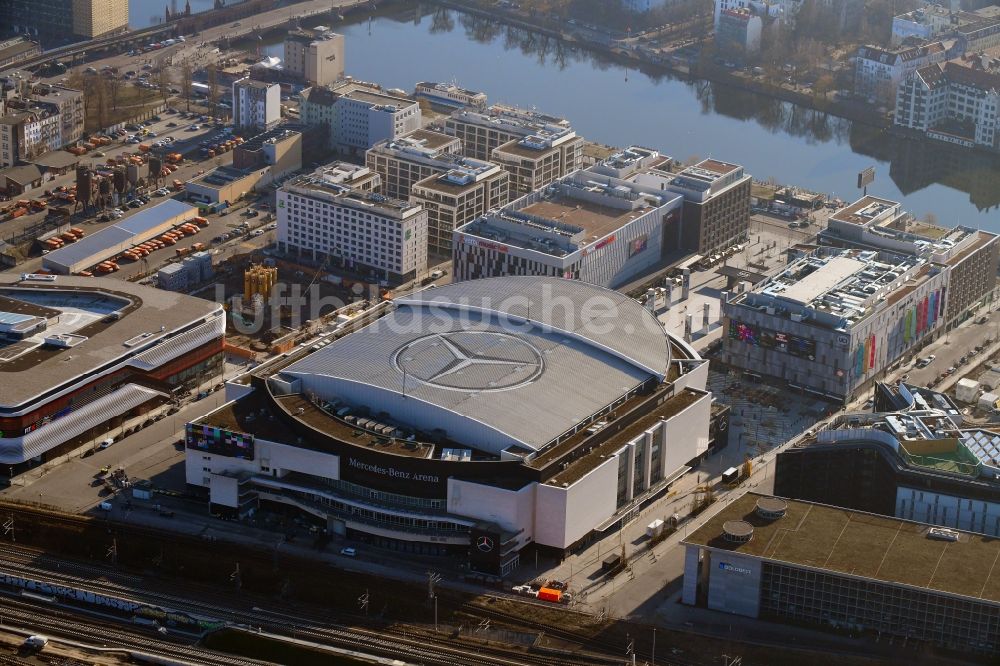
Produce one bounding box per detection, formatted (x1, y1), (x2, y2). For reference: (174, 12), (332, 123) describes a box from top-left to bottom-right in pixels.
(98, 501), (113, 511)
(24, 635), (48, 648)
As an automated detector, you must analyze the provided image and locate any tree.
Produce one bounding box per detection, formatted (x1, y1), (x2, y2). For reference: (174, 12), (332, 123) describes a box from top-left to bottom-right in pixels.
(92, 75), (109, 130)
(158, 67), (172, 105)
(206, 63), (219, 118)
(107, 74), (123, 111)
(180, 61), (193, 112)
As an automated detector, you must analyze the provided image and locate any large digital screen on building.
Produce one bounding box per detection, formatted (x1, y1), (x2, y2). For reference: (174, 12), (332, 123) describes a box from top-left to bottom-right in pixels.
(729, 320), (816, 360)
(186, 423), (254, 459)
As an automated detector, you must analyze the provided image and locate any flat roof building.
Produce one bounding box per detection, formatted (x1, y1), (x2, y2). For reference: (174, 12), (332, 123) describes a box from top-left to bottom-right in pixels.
(453, 169), (683, 289)
(721, 246), (946, 402)
(490, 124), (584, 196)
(232, 78), (281, 131)
(683, 492), (1000, 656)
(277, 171), (428, 283)
(186, 277), (720, 574)
(409, 160), (509, 256)
(365, 128), (464, 200)
(43, 199), (197, 274)
(0, 273), (224, 464)
(299, 80), (421, 155)
(592, 147), (752, 256)
(444, 104), (578, 162)
(819, 195), (999, 330)
(283, 27), (344, 87)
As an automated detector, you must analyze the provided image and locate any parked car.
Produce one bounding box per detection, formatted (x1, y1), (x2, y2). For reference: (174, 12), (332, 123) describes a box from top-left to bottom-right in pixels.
(340, 547), (357, 557)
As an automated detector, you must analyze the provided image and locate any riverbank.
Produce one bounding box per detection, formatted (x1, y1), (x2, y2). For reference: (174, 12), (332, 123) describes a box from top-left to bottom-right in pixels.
(425, 0), (890, 130)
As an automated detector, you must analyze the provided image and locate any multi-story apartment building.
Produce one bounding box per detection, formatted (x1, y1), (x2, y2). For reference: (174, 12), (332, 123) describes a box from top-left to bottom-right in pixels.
(896, 58), (1000, 151)
(283, 28), (344, 87)
(299, 80), (421, 155)
(444, 104), (578, 162)
(0, 104), (61, 168)
(716, 9), (763, 56)
(277, 172), (428, 283)
(855, 40), (952, 106)
(452, 170), (683, 289)
(32, 83), (84, 146)
(409, 163), (509, 256)
(365, 129), (463, 200)
(723, 196), (999, 402)
(490, 126), (584, 196)
(590, 147), (752, 256)
(232, 78), (281, 131)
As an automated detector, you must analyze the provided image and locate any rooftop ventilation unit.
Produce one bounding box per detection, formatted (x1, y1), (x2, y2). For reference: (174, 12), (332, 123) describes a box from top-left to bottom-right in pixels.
(927, 527), (959, 542)
(756, 497), (788, 520)
(722, 520), (754, 543)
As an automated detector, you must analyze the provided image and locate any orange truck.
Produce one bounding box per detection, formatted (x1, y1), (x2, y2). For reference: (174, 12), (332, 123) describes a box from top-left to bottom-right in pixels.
(175, 247), (191, 257)
(172, 179), (184, 192)
(138, 143), (151, 153)
(536, 588), (562, 603)
(192, 216), (208, 227)
(191, 242), (206, 252)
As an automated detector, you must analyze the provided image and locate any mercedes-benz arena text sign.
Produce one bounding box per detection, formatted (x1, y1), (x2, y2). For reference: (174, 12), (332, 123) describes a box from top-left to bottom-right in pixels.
(392, 331), (545, 393)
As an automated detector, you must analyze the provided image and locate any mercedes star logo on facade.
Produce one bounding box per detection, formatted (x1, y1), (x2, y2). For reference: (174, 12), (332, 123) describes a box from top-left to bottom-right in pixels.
(477, 536), (495, 552)
(393, 331), (544, 393)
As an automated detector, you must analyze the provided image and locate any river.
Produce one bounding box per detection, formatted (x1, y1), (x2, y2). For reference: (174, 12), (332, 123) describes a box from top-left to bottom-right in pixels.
(133, 1), (1000, 227)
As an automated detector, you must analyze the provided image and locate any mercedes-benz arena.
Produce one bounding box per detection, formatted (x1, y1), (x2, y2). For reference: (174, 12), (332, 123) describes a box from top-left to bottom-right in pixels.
(0, 274), (225, 465)
(187, 277), (725, 575)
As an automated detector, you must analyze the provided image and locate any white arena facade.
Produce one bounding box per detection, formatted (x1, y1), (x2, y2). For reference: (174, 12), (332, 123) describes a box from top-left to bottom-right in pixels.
(187, 277), (727, 575)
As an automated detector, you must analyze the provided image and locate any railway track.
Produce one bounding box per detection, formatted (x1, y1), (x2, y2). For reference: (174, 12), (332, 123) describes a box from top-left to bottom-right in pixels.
(0, 595), (264, 666)
(0, 542), (605, 666)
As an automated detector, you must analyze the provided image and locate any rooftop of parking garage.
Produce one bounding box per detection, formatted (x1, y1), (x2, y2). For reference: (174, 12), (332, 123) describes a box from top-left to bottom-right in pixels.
(0, 275), (220, 407)
(685, 493), (1000, 604)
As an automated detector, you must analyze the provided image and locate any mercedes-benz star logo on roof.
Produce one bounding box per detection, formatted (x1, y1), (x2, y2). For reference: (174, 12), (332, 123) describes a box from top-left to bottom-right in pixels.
(477, 536), (495, 552)
(393, 331), (544, 393)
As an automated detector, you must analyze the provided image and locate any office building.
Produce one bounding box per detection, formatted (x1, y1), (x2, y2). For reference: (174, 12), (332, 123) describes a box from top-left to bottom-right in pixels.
(409, 162), (509, 256)
(0, 274), (224, 464)
(0, 0), (127, 43)
(490, 124), (585, 196)
(232, 78), (281, 131)
(775, 388), (1000, 542)
(283, 28), (344, 87)
(683, 492), (1000, 656)
(186, 277), (721, 573)
(364, 129), (463, 200)
(817, 195), (999, 330)
(896, 57), (1000, 151)
(722, 198), (998, 403)
(299, 80), (421, 154)
(589, 147), (752, 256)
(855, 40), (952, 106)
(444, 104), (579, 163)
(452, 170), (683, 289)
(277, 171), (428, 283)
(71, 0), (128, 38)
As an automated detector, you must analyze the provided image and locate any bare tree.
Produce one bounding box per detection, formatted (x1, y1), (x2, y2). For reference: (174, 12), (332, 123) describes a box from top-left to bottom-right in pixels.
(92, 75), (109, 130)
(206, 63), (219, 118)
(181, 61), (194, 112)
(158, 67), (172, 105)
(107, 75), (123, 111)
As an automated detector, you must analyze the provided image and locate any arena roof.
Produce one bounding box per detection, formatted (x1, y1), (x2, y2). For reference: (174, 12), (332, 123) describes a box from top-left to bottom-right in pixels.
(0, 274), (223, 410)
(282, 277), (673, 454)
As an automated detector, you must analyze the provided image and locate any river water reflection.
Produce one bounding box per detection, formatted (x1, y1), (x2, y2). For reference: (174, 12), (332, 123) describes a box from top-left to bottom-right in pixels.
(139, 2), (1000, 226)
